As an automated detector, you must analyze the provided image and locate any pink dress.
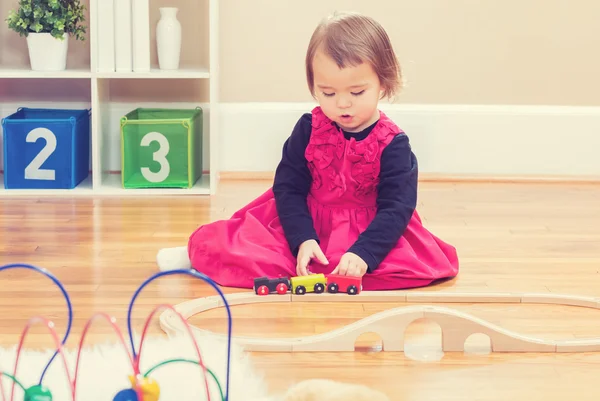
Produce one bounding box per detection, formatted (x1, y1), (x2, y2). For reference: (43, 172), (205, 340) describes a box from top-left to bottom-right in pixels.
(188, 107), (459, 290)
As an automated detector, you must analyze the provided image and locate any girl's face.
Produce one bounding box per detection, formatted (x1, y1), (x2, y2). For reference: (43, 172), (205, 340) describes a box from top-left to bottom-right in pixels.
(312, 49), (382, 132)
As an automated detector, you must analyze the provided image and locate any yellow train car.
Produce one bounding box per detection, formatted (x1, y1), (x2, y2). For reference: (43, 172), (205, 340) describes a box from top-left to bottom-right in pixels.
(290, 273), (327, 295)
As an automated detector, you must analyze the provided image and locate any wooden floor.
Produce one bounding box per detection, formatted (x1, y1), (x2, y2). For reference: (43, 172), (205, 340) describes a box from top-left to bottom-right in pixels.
(1, 179), (600, 400)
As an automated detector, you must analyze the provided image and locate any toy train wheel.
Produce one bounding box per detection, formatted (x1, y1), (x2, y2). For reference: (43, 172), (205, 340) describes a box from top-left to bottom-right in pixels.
(295, 285), (306, 295)
(327, 283), (339, 293)
(347, 285), (358, 295)
(314, 283), (325, 293)
(257, 285), (269, 296)
(276, 283), (288, 294)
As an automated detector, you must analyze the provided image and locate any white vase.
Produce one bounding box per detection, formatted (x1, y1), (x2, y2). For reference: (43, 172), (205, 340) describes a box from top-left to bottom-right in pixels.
(26, 33), (69, 71)
(156, 7), (181, 70)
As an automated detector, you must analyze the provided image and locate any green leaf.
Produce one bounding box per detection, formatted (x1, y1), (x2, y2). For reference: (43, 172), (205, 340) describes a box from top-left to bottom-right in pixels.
(5, 0), (87, 40)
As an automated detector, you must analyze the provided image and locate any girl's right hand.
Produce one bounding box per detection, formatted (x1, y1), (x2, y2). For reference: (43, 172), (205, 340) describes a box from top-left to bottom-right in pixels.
(296, 239), (329, 276)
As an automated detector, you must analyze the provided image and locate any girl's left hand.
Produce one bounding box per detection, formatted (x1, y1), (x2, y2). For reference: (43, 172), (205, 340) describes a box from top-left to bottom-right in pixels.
(331, 252), (368, 277)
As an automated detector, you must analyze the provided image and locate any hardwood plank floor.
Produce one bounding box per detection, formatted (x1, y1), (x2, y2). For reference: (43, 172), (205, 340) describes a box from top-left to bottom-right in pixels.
(1, 179), (600, 400)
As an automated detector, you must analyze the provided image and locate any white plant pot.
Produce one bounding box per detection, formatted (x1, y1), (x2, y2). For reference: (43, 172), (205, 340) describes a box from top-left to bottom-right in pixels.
(26, 33), (69, 71)
(156, 7), (182, 70)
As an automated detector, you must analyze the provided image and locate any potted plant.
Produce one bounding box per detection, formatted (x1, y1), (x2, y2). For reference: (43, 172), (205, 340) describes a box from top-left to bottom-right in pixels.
(5, 0), (87, 72)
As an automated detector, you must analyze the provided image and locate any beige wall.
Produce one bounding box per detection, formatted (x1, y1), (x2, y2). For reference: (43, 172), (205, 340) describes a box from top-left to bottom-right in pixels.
(219, 0), (600, 106)
(1, 0), (598, 106)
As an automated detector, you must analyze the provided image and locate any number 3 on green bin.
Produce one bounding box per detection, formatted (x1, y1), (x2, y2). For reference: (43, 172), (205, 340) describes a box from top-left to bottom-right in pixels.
(141, 132), (170, 182)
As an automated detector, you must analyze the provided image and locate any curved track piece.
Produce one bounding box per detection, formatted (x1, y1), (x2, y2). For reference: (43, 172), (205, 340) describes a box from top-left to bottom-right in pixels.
(159, 290), (600, 353)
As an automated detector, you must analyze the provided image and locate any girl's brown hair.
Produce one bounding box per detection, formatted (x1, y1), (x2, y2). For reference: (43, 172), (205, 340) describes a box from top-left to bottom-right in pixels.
(305, 12), (403, 100)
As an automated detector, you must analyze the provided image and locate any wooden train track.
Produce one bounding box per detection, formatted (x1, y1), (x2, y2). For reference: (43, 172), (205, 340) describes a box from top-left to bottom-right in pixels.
(159, 290), (600, 353)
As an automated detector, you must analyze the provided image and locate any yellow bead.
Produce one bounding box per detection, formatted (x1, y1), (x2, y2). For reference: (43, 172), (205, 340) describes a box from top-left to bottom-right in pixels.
(128, 375), (160, 401)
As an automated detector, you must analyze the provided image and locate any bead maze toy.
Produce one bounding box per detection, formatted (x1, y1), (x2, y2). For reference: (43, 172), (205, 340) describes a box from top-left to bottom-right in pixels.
(161, 277), (600, 353)
(0, 263), (233, 401)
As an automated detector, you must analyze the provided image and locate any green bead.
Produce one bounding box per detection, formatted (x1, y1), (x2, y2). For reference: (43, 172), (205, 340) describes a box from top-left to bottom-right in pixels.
(24, 385), (52, 401)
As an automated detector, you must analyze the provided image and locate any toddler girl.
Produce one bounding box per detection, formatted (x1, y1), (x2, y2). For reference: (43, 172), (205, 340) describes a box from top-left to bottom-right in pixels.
(157, 11), (459, 290)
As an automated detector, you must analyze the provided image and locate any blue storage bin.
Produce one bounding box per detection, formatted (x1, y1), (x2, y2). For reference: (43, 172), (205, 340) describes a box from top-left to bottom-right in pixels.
(1, 107), (91, 189)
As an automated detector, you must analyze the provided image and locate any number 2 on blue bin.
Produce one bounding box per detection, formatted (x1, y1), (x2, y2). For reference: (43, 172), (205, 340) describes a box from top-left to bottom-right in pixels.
(141, 131), (170, 183)
(25, 128), (57, 181)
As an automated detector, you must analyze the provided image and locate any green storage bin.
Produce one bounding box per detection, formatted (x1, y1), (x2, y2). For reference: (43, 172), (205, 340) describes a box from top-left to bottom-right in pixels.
(120, 107), (203, 188)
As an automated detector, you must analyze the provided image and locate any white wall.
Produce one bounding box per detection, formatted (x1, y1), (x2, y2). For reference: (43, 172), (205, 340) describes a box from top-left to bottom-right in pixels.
(218, 103), (600, 178)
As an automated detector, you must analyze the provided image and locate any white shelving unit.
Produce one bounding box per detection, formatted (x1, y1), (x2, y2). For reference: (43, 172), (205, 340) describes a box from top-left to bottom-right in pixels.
(0, 0), (219, 197)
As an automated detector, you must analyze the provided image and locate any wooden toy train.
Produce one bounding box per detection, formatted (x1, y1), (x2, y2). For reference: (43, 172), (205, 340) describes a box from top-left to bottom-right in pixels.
(253, 273), (362, 296)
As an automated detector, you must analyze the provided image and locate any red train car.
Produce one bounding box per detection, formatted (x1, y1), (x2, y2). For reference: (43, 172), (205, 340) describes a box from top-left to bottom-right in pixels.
(326, 274), (362, 295)
(253, 276), (290, 295)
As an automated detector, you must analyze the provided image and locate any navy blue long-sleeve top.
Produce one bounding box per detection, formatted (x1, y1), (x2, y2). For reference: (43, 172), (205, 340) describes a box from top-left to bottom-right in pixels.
(272, 113), (418, 272)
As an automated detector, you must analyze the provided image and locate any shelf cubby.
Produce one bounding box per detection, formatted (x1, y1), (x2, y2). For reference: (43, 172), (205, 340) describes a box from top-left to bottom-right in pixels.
(0, 0), (219, 197)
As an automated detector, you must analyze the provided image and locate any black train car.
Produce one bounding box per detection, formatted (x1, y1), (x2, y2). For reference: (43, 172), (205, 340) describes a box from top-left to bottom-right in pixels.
(254, 276), (291, 295)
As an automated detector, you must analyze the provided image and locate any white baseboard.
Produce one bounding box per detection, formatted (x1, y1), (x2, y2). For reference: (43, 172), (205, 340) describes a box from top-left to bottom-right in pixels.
(219, 102), (600, 179)
(2, 101), (599, 180)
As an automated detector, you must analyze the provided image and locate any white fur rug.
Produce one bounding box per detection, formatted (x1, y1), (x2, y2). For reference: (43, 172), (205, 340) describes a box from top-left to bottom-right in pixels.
(0, 333), (272, 401)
